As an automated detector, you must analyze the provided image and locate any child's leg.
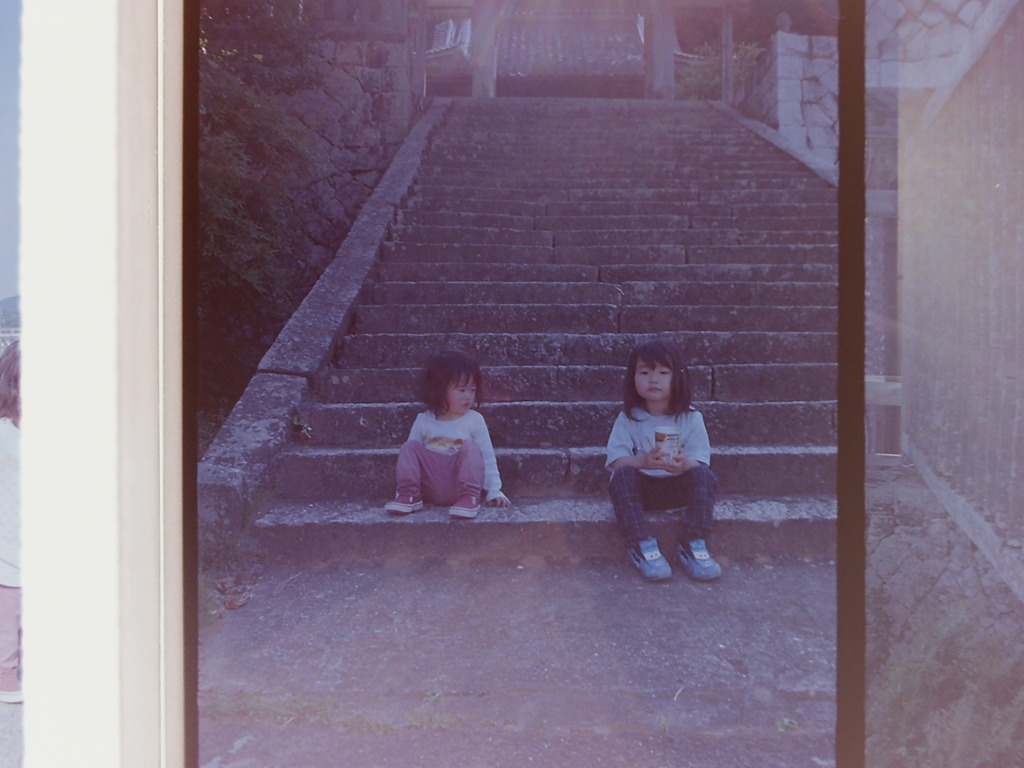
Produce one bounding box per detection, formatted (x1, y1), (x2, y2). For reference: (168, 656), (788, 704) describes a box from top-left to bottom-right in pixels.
(608, 466), (654, 547)
(0, 584), (20, 672)
(678, 463), (717, 541)
(394, 440), (427, 498)
(637, 464), (717, 539)
(405, 442), (483, 506)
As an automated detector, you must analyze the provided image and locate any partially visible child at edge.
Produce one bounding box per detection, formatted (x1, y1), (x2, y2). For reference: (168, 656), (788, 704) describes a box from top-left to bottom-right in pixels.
(605, 338), (721, 582)
(0, 340), (21, 702)
(385, 349), (511, 519)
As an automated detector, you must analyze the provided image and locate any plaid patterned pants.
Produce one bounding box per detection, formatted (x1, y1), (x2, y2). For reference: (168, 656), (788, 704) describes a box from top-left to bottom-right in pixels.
(608, 463), (717, 548)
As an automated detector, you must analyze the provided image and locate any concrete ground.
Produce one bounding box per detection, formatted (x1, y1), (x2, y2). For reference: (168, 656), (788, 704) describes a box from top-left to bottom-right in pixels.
(0, 702), (22, 767)
(199, 550), (836, 768)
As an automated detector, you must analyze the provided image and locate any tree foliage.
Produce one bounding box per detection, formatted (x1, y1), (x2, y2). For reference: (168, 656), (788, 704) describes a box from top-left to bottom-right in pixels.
(197, 0), (324, 409)
(676, 43), (764, 101)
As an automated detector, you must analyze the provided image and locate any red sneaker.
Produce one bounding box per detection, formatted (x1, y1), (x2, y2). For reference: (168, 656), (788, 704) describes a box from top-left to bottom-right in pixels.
(384, 493), (423, 515)
(449, 494), (481, 519)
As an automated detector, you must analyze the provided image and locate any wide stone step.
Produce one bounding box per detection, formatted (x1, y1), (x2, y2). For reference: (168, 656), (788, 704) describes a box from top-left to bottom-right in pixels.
(702, 188), (838, 204)
(403, 197), (547, 216)
(393, 225), (552, 246)
(314, 363), (837, 404)
(335, 332), (837, 367)
(395, 226), (738, 247)
(297, 400), (836, 449)
(374, 261), (837, 284)
(365, 281), (625, 305)
(413, 169), (824, 188)
(687, 244), (837, 265)
(619, 305), (837, 333)
(418, 156), (811, 174)
(251, 494), (836, 560)
(350, 303), (835, 334)
(268, 444), (837, 500)
(365, 280), (835, 307)
(381, 242), (556, 264)
(351, 303), (620, 334)
(374, 261), (600, 282)
(693, 216), (837, 231)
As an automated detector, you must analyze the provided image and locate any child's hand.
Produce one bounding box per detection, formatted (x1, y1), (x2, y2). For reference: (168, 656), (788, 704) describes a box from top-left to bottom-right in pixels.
(487, 492), (512, 508)
(661, 450), (695, 475)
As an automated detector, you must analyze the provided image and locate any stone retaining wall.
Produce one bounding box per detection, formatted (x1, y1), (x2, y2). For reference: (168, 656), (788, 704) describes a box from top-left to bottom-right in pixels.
(734, 31), (838, 177)
(278, 1), (425, 275)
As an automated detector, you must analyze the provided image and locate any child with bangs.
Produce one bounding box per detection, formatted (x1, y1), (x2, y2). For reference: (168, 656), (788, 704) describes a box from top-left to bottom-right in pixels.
(605, 338), (721, 582)
(385, 349), (511, 519)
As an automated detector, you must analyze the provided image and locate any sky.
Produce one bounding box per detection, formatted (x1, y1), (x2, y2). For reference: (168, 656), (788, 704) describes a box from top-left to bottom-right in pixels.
(1, 0), (20, 302)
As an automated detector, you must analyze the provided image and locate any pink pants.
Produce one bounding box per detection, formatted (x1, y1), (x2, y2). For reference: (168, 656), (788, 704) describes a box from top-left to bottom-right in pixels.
(0, 586), (20, 672)
(395, 440), (484, 506)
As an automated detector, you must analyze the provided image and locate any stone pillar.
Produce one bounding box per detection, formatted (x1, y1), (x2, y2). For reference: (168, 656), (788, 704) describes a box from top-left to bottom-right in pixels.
(721, 0), (735, 103)
(471, 0), (501, 97)
(643, 0), (675, 99)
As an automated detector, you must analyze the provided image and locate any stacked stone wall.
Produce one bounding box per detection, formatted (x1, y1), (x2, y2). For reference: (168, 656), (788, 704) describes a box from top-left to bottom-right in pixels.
(866, 0), (1013, 89)
(284, 2), (423, 275)
(735, 31), (838, 174)
(898, 0), (1024, 542)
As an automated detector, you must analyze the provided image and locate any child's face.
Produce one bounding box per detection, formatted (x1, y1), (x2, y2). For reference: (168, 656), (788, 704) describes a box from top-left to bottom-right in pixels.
(444, 376), (477, 418)
(634, 359), (673, 413)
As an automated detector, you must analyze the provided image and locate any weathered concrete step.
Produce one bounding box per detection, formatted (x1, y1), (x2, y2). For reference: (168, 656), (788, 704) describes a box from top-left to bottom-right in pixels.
(732, 202), (838, 217)
(413, 169), (824, 188)
(351, 303), (620, 334)
(297, 400), (836, 448)
(395, 226), (739, 247)
(351, 304), (835, 334)
(314, 363), (837, 404)
(412, 178), (831, 200)
(251, 494), (837, 560)
(620, 304), (837, 333)
(419, 156), (811, 174)
(702, 188), (838, 205)
(599, 263), (838, 282)
(335, 332), (837, 367)
(269, 445), (837, 500)
(687, 244), (837, 265)
(374, 261), (837, 284)
(693, 216), (836, 231)
(365, 281), (625, 305)
(402, 197), (547, 217)
(374, 261), (599, 282)
(400, 211), (695, 231)
(392, 225), (552, 246)
(381, 242), (555, 264)
(364, 281), (836, 307)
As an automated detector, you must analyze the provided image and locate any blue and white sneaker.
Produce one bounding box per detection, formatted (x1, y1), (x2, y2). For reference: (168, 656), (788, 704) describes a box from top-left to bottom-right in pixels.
(677, 539), (722, 581)
(628, 537), (673, 582)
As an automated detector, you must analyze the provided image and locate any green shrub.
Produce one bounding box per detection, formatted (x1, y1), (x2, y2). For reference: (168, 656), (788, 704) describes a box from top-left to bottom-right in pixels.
(676, 42), (763, 101)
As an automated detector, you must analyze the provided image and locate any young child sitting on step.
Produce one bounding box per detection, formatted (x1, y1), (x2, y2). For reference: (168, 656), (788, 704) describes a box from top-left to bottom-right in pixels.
(0, 341), (21, 703)
(385, 349), (511, 519)
(605, 338), (721, 582)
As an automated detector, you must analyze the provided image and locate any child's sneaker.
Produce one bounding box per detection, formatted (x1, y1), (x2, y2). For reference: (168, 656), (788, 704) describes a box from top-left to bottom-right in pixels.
(449, 494), (481, 519)
(677, 538), (722, 581)
(628, 537), (672, 581)
(385, 493), (423, 515)
(0, 667), (21, 704)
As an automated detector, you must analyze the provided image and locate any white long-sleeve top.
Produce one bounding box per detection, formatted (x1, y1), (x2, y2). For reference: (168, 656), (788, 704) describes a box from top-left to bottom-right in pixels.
(407, 409), (504, 500)
(605, 407), (711, 478)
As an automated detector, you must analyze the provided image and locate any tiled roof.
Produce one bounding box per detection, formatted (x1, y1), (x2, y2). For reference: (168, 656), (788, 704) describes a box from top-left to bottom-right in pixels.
(499, 9), (644, 78)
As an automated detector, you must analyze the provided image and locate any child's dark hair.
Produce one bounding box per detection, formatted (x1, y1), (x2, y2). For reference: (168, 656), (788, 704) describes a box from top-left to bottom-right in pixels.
(623, 338), (692, 418)
(418, 349), (483, 416)
(0, 340), (20, 425)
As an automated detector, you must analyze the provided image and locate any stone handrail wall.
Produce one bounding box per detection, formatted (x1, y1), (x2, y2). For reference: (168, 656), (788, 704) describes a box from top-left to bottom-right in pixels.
(197, 100), (451, 571)
(733, 31), (838, 178)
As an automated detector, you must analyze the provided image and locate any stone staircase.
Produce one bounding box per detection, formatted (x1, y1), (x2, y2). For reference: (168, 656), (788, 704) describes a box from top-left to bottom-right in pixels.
(243, 97), (837, 561)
